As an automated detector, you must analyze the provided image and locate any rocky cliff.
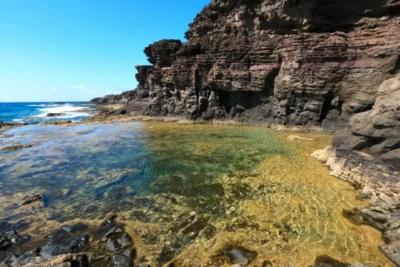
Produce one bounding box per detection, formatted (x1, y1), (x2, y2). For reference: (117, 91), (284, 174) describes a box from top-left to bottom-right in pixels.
(92, 0), (400, 169)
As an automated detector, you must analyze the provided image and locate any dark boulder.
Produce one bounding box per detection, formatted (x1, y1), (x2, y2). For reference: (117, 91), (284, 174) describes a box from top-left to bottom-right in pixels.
(0, 231), (31, 251)
(41, 233), (89, 260)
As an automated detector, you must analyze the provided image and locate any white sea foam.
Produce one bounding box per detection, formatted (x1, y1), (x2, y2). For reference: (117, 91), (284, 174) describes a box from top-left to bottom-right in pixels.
(36, 104), (92, 119)
(27, 104), (61, 107)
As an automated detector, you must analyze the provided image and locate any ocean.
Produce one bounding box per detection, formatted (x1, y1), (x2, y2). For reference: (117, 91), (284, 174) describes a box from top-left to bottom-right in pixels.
(0, 102), (94, 123)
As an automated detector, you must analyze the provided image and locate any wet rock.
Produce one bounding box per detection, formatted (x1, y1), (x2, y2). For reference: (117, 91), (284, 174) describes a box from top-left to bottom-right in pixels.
(64, 254), (90, 267)
(105, 213), (118, 224)
(310, 255), (348, 266)
(342, 209), (364, 226)
(112, 249), (135, 267)
(130, 210), (150, 223)
(102, 227), (133, 252)
(94, 214), (125, 242)
(42, 120), (73, 126)
(62, 223), (89, 235)
(0, 251), (17, 266)
(18, 194), (42, 206)
(158, 247), (176, 266)
(0, 221), (30, 233)
(0, 236), (11, 251)
(0, 231), (31, 251)
(46, 113), (65, 117)
(202, 224), (217, 240)
(89, 254), (110, 267)
(13, 248), (42, 266)
(1, 144), (35, 152)
(41, 234), (89, 260)
(226, 247), (257, 266)
(215, 246), (257, 266)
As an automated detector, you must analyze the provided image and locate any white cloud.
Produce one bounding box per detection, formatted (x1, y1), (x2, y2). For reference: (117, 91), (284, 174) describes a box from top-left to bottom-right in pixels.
(51, 87), (59, 92)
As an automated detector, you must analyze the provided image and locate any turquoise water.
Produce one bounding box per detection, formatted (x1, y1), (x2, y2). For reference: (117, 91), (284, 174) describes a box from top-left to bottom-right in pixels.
(0, 122), (289, 221)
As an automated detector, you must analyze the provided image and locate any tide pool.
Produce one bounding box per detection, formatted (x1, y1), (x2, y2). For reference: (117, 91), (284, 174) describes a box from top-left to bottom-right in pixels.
(0, 122), (391, 266)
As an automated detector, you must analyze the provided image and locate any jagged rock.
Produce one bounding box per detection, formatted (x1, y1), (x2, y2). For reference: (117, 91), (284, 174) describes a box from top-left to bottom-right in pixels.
(111, 249), (135, 267)
(41, 226), (90, 260)
(102, 227), (133, 252)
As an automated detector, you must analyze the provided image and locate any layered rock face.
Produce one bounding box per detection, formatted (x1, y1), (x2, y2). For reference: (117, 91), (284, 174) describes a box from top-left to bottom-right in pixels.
(94, 0), (400, 128)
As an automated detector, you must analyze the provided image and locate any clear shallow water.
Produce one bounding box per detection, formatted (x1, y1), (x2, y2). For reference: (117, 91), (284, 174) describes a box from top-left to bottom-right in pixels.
(0, 122), (392, 266)
(0, 102), (94, 123)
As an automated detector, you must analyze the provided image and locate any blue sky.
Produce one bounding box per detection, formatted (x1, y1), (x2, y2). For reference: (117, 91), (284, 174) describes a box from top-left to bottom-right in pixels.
(0, 0), (210, 102)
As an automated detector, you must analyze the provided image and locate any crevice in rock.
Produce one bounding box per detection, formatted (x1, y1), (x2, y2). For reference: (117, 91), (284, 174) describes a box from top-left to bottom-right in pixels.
(319, 91), (335, 123)
(389, 56), (400, 75)
(262, 68), (281, 97)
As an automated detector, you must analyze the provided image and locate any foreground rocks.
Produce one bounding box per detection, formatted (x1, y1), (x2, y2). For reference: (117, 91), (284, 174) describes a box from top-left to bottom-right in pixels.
(0, 216), (139, 267)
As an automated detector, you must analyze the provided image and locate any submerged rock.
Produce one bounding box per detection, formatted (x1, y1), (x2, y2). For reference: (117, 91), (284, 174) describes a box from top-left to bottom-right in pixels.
(214, 246), (257, 266)
(1, 144), (35, 152)
(0, 221), (30, 233)
(310, 255), (348, 266)
(226, 247), (257, 266)
(18, 194), (42, 206)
